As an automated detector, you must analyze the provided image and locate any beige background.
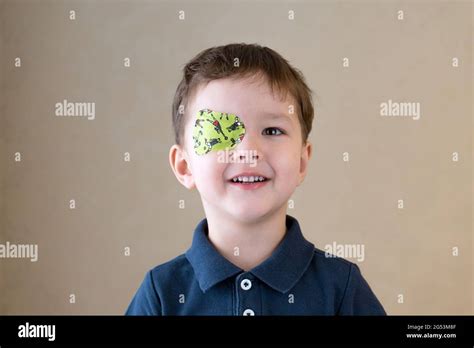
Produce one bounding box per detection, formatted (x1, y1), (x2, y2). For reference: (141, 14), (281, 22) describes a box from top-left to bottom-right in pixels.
(0, 0), (472, 314)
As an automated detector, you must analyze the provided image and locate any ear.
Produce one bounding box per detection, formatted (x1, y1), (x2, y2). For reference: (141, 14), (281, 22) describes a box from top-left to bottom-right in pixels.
(169, 144), (196, 190)
(297, 140), (312, 186)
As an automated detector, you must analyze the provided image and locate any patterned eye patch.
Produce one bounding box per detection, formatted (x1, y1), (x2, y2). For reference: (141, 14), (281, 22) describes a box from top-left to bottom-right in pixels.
(192, 109), (246, 155)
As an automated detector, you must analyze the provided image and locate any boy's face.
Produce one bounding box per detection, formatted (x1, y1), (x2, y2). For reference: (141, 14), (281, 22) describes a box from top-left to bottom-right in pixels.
(170, 74), (312, 223)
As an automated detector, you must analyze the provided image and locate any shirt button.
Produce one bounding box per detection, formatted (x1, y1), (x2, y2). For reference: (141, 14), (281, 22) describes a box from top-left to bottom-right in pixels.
(240, 278), (252, 290)
(242, 309), (255, 316)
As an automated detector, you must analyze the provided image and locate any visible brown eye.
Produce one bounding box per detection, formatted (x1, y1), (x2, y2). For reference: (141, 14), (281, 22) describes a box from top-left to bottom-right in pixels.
(262, 127), (284, 136)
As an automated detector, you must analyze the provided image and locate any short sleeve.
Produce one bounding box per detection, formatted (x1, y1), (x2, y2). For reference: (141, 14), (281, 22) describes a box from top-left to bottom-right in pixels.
(337, 263), (386, 315)
(125, 270), (162, 316)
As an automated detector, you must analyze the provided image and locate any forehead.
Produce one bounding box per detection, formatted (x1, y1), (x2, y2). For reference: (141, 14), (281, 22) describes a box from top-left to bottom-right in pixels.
(187, 75), (294, 121)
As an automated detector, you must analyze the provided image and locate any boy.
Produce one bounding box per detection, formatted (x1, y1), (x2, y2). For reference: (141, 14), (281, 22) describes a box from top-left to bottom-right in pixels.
(126, 43), (386, 315)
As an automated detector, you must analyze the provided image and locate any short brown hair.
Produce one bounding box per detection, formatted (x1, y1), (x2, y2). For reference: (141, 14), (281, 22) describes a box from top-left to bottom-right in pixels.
(171, 43), (315, 146)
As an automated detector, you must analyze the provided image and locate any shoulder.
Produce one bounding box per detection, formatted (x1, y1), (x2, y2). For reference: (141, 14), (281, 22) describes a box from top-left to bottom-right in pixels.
(311, 247), (357, 280)
(311, 246), (371, 292)
(125, 255), (191, 316)
(313, 247), (355, 266)
(148, 253), (194, 284)
(310, 247), (386, 315)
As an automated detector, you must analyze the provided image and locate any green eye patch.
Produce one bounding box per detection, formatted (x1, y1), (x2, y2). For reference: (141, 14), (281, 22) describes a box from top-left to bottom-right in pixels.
(192, 108), (246, 155)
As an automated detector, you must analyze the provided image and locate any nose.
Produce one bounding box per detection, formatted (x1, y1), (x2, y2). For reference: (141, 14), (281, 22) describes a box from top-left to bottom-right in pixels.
(234, 132), (261, 161)
(238, 151), (258, 161)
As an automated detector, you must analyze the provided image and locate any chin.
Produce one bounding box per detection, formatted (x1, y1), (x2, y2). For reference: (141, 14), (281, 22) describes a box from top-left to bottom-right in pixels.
(229, 207), (275, 224)
(226, 207), (265, 220)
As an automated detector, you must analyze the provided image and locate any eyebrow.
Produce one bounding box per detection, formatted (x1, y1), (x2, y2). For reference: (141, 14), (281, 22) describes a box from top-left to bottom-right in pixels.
(261, 112), (292, 123)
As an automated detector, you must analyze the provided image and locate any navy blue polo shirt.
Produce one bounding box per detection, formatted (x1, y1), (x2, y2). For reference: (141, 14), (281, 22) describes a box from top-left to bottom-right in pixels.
(125, 215), (386, 315)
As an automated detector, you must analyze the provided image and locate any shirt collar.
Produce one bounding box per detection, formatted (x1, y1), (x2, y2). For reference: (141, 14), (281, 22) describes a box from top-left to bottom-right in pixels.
(185, 214), (315, 294)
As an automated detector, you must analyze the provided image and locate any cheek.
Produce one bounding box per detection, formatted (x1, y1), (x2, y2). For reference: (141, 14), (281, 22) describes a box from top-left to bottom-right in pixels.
(191, 155), (226, 191)
(269, 145), (301, 185)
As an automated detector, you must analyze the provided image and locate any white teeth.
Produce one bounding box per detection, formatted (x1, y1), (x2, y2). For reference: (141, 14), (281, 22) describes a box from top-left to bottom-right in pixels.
(231, 175), (267, 183)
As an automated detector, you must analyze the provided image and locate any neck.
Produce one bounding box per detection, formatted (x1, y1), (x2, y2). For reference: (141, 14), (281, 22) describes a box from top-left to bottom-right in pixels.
(204, 205), (288, 271)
